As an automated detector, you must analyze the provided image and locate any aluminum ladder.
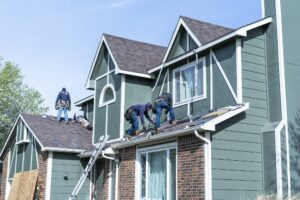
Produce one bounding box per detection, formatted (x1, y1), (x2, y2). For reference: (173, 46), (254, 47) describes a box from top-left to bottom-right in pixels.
(69, 135), (109, 200)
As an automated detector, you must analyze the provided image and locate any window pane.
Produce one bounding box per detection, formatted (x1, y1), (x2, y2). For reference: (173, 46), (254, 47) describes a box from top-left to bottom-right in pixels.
(181, 66), (195, 101)
(170, 149), (176, 200)
(141, 154), (146, 199)
(148, 151), (167, 200)
(197, 62), (204, 96)
(175, 72), (180, 103)
(104, 88), (114, 102)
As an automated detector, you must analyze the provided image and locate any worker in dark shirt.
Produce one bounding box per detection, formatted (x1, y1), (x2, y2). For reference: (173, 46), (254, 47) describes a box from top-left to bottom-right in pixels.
(125, 103), (154, 137)
(153, 93), (176, 130)
(55, 87), (71, 123)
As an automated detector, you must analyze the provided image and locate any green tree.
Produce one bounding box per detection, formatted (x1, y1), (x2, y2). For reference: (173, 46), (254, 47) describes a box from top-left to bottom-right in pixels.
(0, 57), (48, 149)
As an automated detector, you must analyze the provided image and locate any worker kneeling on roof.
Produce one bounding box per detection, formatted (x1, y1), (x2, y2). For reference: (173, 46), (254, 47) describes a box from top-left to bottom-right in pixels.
(153, 93), (176, 131)
(124, 103), (154, 137)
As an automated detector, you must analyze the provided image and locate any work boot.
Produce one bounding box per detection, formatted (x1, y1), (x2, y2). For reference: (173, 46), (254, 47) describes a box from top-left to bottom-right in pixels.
(170, 120), (177, 125)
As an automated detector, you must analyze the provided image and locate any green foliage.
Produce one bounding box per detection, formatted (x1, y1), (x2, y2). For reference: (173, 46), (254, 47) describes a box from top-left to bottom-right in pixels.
(0, 57), (48, 149)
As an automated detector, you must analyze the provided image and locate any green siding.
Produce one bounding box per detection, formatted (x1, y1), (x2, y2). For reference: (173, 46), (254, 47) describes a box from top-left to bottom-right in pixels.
(91, 46), (108, 80)
(212, 28), (268, 200)
(125, 76), (152, 130)
(51, 153), (89, 200)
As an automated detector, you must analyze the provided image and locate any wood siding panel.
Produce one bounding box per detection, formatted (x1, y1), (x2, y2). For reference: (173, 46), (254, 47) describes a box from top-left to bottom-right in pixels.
(212, 27), (267, 200)
(50, 153), (89, 200)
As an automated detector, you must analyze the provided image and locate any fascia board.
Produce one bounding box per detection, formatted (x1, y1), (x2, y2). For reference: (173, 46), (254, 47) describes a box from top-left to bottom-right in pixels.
(0, 115), (21, 159)
(42, 147), (84, 153)
(115, 69), (154, 79)
(112, 103), (249, 149)
(74, 95), (94, 107)
(85, 37), (105, 89)
(148, 17), (272, 74)
(162, 17), (201, 64)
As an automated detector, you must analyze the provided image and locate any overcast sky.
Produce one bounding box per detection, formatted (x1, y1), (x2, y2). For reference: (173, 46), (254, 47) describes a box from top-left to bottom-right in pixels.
(0, 0), (262, 116)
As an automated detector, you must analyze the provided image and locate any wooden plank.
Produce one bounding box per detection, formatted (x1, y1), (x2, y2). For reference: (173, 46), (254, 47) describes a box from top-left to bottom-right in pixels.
(212, 169), (262, 181)
(212, 159), (262, 171)
(243, 79), (267, 92)
(242, 61), (266, 74)
(242, 52), (266, 66)
(242, 44), (265, 57)
(212, 139), (261, 153)
(243, 97), (267, 109)
(243, 37), (265, 48)
(213, 131), (261, 143)
(242, 70), (266, 83)
(8, 170), (38, 200)
(212, 149), (262, 162)
(243, 88), (267, 101)
(8, 173), (22, 200)
(246, 107), (268, 118)
(213, 179), (262, 191)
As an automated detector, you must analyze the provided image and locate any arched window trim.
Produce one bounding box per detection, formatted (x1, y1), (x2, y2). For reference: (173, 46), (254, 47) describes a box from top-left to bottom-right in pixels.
(99, 84), (116, 108)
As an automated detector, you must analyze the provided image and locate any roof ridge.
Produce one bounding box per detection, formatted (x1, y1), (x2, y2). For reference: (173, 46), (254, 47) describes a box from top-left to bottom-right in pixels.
(103, 33), (167, 49)
(180, 15), (233, 30)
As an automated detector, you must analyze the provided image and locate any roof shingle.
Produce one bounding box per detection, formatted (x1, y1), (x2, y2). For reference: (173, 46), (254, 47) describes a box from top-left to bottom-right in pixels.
(181, 16), (233, 45)
(104, 34), (167, 74)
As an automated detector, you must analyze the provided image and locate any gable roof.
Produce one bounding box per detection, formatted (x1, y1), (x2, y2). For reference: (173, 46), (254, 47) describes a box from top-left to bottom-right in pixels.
(104, 34), (167, 74)
(181, 16), (233, 45)
(0, 113), (93, 159)
(21, 113), (93, 152)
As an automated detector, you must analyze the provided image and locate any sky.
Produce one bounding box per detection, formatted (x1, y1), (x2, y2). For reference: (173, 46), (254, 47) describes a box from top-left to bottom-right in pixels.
(0, 0), (262, 116)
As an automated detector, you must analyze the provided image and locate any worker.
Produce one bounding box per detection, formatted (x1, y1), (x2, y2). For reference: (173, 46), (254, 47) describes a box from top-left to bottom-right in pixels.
(55, 87), (71, 123)
(124, 103), (154, 137)
(73, 109), (92, 130)
(153, 93), (176, 131)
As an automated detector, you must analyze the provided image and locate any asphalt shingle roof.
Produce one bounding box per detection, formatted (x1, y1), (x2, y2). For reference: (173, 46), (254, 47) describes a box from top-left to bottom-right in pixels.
(181, 16), (233, 45)
(104, 34), (167, 74)
(21, 113), (93, 151)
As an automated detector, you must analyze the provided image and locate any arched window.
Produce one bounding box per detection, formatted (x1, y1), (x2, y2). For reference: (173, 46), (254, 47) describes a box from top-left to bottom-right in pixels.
(99, 84), (116, 107)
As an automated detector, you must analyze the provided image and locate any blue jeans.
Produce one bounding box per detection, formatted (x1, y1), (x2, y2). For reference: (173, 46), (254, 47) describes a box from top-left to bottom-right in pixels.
(155, 100), (175, 128)
(127, 111), (139, 136)
(57, 107), (68, 123)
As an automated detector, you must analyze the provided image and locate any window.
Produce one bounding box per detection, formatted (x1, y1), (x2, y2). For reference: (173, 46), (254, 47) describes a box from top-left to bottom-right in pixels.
(99, 84), (116, 107)
(16, 122), (29, 144)
(173, 59), (206, 105)
(137, 143), (177, 200)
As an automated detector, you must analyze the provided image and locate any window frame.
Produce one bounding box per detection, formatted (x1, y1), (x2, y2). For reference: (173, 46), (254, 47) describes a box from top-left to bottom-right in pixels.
(135, 142), (177, 200)
(99, 83), (116, 108)
(172, 58), (206, 107)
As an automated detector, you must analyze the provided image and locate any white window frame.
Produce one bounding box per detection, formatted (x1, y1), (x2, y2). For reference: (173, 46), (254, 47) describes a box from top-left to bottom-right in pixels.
(99, 84), (116, 108)
(172, 58), (206, 107)
(135, 142), (177, 200)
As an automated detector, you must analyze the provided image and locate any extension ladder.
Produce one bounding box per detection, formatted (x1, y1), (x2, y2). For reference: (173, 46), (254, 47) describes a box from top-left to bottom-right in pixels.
(69, 135), (109, 200)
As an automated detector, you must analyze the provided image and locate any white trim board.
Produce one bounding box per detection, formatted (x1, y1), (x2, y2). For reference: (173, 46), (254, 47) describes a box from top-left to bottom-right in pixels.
(211, 50), (238, 103)
(74, 95), (94, 107)
(162, 17), (201, 63)
(45, 152), (53, 200)
(149, 17), (272, 74)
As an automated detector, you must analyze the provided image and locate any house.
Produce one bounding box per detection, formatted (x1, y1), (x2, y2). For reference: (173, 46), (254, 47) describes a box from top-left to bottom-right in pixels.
(1, 0), (300, 199)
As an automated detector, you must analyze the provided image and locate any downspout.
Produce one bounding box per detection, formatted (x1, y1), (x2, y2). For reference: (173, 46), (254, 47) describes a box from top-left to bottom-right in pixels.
(194, 130), (212, 200)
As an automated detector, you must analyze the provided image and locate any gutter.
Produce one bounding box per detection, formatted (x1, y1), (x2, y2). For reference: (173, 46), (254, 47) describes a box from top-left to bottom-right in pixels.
(194, 130), (212, 200)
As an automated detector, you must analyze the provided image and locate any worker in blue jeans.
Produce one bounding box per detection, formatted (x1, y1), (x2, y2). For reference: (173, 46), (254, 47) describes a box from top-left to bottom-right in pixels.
(124, 103), (154, 137)
(153, 93), (176, 131)
(55, 87), (71, 124)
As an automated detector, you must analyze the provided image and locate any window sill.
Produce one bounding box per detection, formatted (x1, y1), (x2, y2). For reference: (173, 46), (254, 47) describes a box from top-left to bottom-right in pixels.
(16, 140), (30, 145)
(98, 99), (116, 108)
(173, 95), (206, 108)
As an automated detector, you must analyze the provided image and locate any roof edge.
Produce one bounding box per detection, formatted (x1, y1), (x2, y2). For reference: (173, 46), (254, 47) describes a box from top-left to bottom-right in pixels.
(149, 17), (272, 73)
(74, 95), (94, 106)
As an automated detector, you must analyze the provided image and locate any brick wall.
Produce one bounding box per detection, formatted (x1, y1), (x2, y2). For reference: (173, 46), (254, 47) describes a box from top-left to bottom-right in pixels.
(118, 146), (136, 200)
(177, 135), (205, 200)
(102, 159), (110, 200)
(0, 152), (9, 200)
(37, 151), (48, 199)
